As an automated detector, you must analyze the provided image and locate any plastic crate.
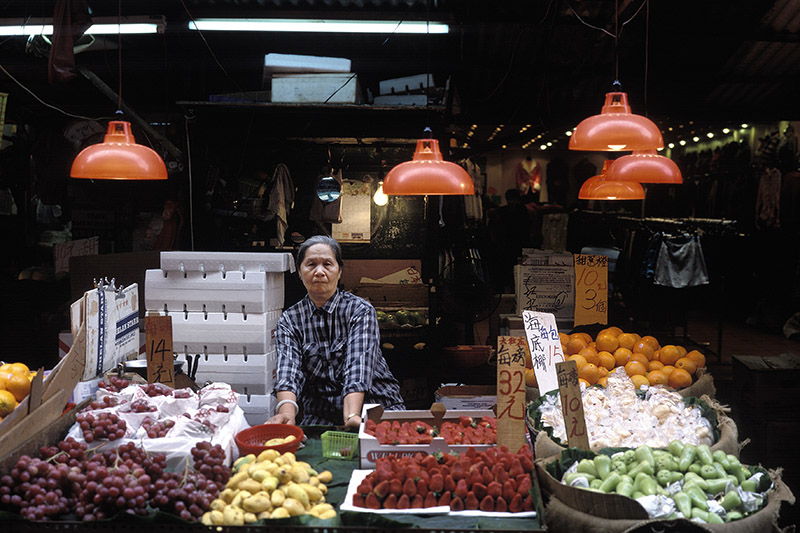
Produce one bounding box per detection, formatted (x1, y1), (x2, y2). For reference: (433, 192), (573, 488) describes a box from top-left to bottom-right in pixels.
(321, 430), (358, 460)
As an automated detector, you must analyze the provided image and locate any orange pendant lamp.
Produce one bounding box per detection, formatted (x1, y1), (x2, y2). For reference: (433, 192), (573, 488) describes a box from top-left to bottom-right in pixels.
(71, 120), (167, 180)
(578, 160), (645, 200)
(569, 91), (664, 152)
(606, 149), (682, 184)
(383, 137), (474, 195)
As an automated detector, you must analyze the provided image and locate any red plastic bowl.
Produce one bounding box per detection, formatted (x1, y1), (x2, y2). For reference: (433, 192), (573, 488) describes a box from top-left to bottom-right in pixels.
(235, 424), (304, 456)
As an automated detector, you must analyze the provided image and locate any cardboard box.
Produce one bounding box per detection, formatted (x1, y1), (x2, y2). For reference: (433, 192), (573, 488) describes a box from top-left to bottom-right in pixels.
(353, 283), (428, 308)
(341, 259), (422, 291)
(435, 385), (497, 410)
(379, 73), (434, 95)
(264, 53), (351, 74)
(358, 404), (494, 469)
(271, 73), (362, 103)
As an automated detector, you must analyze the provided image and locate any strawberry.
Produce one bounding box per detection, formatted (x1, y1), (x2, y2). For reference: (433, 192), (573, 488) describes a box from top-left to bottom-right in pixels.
(416, 478), (428, 497)
(519, 455), (534, 473)
(352, 494), (366, 508)
(523, 494), (534, 511)
(438, 491), (452, 507)
(423, 492), (438, 508)
(444, 474), (456, 492)
(402, 477), (417, 498)
(421, 454), (438, 470)
(492, 463), (509, 484)
(383, 493), (398, 509)
(459, 415), (475, 428)
(455, 478), (469, 499)
(373, 480), (390, 499)
(465, 446), (478, 459)
(487, 481), (502, 499)
(397, 494), (410, 509)
(517, 475), (532, 497)
(440, 465), (450, 477)
(472, 482), (488, 500)
(430, 473), (444, 493)
(450, 496), (464, 511)
(508, 493), (523, 513)
(479, 494), (495, 512)
(502, 480), (516, 502)
(465, 491), (479, 510)
(468, 469), (482, 488)
(509, 458), (524, 478)
(451, 462), (466, 481)
(495, 496), (508, 512)
(481, 466), (493, 485)
(366, 492), (381, 509)
(377, 468), (393, 483)
(357, 479), (373, 496)
(389, 478), (402, 496)
(411, 494), (424, 509)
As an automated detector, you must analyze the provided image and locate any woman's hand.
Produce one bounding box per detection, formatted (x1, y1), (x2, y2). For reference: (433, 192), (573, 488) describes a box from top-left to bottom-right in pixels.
(267, 412), (296, 425)
(343, 414), (361, 431)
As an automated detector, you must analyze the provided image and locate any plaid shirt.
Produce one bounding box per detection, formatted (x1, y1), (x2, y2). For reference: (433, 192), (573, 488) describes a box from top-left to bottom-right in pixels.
(274, 289), (405, 425)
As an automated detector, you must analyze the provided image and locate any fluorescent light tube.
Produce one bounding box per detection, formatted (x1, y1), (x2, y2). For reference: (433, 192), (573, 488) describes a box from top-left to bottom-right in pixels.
(188, 18), (449, 34)
(0, 17), (164, 36)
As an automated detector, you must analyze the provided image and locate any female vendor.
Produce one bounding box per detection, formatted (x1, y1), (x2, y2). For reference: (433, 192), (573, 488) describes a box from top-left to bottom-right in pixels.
(268, 236), (405, 429)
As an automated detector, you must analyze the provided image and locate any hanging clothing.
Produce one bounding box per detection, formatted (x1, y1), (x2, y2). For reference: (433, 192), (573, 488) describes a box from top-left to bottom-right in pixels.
(654, 233), (709, 289)
(755, 167), (782, 230)
(267, 163), (295, 246)
(515, 158), (542, 196)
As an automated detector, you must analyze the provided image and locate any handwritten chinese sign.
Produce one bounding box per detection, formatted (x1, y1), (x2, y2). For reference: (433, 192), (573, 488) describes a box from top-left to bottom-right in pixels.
(514, 253), (575, 323)
(145, 316), (175, 388)
(574, 254), (608, 327)
(54, 236), (99, 274)
(522, 310), (565, 394)
(555, 359), (590, 450)
(496, 336), (528, 452)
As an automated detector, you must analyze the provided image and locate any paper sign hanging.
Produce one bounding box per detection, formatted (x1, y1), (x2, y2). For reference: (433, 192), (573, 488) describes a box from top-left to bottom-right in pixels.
(574, 254), (608, 326)
(514, 251), (575, 325)
(555, 359), (590, 450)
(145, 316), (175, 388)
(522, 310), (565, 395)
(495, 336), (528, 452)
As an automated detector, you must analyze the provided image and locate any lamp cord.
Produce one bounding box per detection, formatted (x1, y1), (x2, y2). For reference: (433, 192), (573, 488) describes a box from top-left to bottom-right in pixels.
(614, 0), (619, 84)
(117, 0), (122, 112)
(644, 0), (650, 115)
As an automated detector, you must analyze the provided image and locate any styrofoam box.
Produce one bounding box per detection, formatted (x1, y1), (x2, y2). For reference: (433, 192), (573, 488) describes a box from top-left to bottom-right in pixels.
(264, 53), (351, 74)
(271, 73), (360, 103)
(378, 73), (433, 96)
(358, 404), (495, 469)
(145, 269), (284, 313)
(238, 394), (274, 427)
(169, 310), (281, 355)
(160, 251), (295, 275)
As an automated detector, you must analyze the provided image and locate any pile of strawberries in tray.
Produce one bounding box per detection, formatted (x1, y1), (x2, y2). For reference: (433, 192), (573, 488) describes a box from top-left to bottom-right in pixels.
(363, 415), (497, 445)
(351, 445), (535, 512)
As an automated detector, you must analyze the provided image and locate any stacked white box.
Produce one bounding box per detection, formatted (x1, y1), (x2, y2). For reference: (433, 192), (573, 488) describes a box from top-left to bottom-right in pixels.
(145, 252), (293, 420)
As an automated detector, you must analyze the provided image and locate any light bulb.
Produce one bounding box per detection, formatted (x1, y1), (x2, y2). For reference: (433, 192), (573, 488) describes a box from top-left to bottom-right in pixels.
(373, 182), (388, 206)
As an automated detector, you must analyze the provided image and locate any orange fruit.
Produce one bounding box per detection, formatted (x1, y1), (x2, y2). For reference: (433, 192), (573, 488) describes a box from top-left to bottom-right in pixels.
(561, 344), (569, 355)
(613, 348), (633, 367)
(624, 360), (647, 377)
(646, 370), (669, 386)
(8, 363), (30, 378)
(595, 334), (619, 353)
(558, 332), (570, 346)
(578, 378), (591, 388)
(659, 345), (682, 366)
(605, 326), (624, 337)
(629, 352), (650, 367)
(567, 354), (588, 369)
(3, 374), (30, 402)
(630, 374), (650, 389)
(661, 365), (675, 377)
(617, 333), (637, 350)
(565, 338), (588, 356)
(675, 357), (698, 375)
(571, 332), (593, 345)
(648, 360), (665, 372)
(686, 350), (706, 368)
(676, 345), (688, 357)
(598, 365), (608, 377)
(0, 390), (16, 417)
(641, 335), (661, 351)
(0, 363), (11, 373)
(578, 347), (600, 365)
(525, 368), (538, 387)
(652, 349), (660, 361)
(597, 351), (616, 371)
(597, 376), (608, 387)
(578, 363), (601, 385)
(632, 341), (655, 360)
(668, 367), (693, 389)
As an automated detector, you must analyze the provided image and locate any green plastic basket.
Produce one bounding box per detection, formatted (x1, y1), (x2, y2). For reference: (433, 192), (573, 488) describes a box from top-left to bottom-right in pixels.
(321, 430), (359, 460)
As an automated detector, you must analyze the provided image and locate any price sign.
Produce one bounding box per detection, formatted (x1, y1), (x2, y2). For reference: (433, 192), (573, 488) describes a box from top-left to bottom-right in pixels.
(496, 336), (528, 452)
(145, 316), (175, 388)
(556, 359), (590, 450)
(522, 310), (565, 394)
(574, 254), (608, 327)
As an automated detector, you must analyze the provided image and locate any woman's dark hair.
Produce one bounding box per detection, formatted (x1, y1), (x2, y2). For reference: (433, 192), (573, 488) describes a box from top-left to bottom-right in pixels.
(296, 235), (344, 270)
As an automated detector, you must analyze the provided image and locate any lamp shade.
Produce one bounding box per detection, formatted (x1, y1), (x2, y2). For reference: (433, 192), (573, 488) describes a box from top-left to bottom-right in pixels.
(606, 149), (682, 184)
(71, 121), (168, 180)
(383, 138), (474, 195)
(569, 92), (664, 152)
(578, 160), (645, 200)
